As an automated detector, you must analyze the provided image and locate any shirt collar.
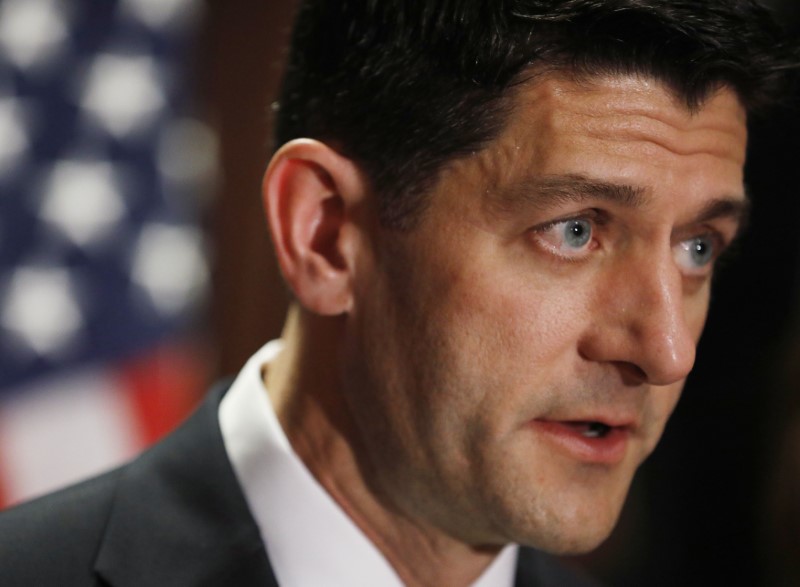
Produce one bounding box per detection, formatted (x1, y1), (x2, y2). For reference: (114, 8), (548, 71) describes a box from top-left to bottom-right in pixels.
(219, 340), (518, 587)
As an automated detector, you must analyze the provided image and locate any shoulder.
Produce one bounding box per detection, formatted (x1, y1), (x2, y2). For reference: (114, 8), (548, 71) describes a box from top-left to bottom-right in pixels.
(0, 467), (123, 586)
(0, 382), (272, 587)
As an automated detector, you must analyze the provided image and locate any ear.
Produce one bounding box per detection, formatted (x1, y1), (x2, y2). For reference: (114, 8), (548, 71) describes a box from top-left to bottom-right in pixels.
(262, 139), (368, 315)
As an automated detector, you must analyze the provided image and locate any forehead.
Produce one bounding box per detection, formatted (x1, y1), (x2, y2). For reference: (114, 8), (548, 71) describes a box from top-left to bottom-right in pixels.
(444, 73), (748, 211)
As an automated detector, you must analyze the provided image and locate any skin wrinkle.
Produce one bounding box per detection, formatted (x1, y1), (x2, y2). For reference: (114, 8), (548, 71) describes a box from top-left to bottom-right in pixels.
(546, 75), (748, 161)
(579, 123), (748, 160)
(562, 116), (746, 161)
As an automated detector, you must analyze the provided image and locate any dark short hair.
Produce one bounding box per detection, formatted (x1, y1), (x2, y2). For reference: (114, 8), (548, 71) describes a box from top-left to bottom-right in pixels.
(275, 0), (797, 229)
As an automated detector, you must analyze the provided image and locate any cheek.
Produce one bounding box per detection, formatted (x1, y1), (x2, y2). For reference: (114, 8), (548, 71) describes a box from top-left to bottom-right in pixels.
(640, 381), (684, 457)
(652, 382), (683, 423)
(438, 259), (591, 368)
(417, 266), (596, 444)
(689, 287), (712, 338)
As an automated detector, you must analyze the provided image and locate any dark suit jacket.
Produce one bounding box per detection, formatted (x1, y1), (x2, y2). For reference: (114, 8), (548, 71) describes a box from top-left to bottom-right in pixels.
(0, 383), (599, 587)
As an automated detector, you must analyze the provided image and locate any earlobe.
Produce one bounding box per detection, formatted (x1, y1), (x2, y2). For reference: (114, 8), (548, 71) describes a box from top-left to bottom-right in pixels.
(262, 139), (366, 316)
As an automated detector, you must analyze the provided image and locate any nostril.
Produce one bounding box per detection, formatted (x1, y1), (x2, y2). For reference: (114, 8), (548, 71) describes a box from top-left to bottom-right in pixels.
(613, 361), (648, 385)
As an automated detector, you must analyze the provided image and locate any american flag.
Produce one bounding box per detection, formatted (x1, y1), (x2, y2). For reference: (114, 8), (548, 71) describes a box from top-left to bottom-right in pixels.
(0, 0), (215, 507)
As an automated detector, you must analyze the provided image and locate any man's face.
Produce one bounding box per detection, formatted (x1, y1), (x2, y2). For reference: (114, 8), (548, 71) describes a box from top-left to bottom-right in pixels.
(342, 74), (748, 553)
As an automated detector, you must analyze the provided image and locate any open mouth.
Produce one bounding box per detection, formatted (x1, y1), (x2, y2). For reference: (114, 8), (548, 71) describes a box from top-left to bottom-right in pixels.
(531, 418), (631, 465)
(563, 421), (614, 439)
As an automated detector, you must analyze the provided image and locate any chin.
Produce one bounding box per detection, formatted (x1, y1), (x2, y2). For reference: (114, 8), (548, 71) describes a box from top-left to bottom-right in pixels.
(495, 485), (627, 556)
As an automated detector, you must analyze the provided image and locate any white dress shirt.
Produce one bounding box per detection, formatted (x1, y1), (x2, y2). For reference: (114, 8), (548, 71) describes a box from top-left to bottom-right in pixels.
(219, 340), (518, 587)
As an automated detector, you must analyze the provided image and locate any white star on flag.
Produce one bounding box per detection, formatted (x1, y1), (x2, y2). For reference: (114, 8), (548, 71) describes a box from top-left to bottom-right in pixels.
(121, 0), (199, 29)
(1, 266), (83, 357)
(131, 223), (208, 317)
(39, 160), (127, 247)
(81, 53), (166, 137)
(0, 97), (30, 175)
(0, 0), (68, 70)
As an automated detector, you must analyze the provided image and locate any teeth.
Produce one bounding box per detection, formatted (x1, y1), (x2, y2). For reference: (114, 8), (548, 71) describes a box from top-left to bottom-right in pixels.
(582, 422), (611, 438)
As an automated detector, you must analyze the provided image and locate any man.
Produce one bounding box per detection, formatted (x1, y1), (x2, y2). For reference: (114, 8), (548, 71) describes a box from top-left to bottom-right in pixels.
(0, 1), (795, 586)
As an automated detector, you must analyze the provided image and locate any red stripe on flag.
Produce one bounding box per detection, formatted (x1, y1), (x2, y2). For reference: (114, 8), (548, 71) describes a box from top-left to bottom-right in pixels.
(0, 440), (8, 509)
(117, 342), (209, 446)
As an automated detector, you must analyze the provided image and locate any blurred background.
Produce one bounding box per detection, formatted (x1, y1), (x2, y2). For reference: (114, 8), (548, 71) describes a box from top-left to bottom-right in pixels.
(0, 1), (797, 586)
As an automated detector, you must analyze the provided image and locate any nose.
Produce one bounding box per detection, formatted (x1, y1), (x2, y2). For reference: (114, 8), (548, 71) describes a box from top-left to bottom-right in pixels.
(579, 250), (699, 386)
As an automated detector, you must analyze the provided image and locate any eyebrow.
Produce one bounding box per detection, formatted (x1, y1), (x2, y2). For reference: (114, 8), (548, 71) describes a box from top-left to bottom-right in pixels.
(694, 191), (751, 235)
(491, 173), (651, 213)
(490, 173), (750, 229)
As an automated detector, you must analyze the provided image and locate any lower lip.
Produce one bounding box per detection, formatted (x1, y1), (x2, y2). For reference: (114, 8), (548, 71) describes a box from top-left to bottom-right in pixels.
(531, 420), (630, 465)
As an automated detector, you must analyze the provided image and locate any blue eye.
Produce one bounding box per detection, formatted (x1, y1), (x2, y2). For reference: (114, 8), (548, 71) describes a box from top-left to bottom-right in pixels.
(532, 216), (597, 260)
(675, 235), (717, 274)
(686, 237), (714, 266)
(563, 219), (592, 249)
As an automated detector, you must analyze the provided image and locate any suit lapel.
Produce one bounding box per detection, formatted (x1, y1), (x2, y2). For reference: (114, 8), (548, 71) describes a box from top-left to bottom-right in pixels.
(93, 383), (278, 587)
(515, 547), (542, 586)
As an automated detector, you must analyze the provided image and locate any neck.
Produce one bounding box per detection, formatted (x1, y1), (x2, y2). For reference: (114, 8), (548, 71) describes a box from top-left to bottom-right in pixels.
(265, 304), (504, 586)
